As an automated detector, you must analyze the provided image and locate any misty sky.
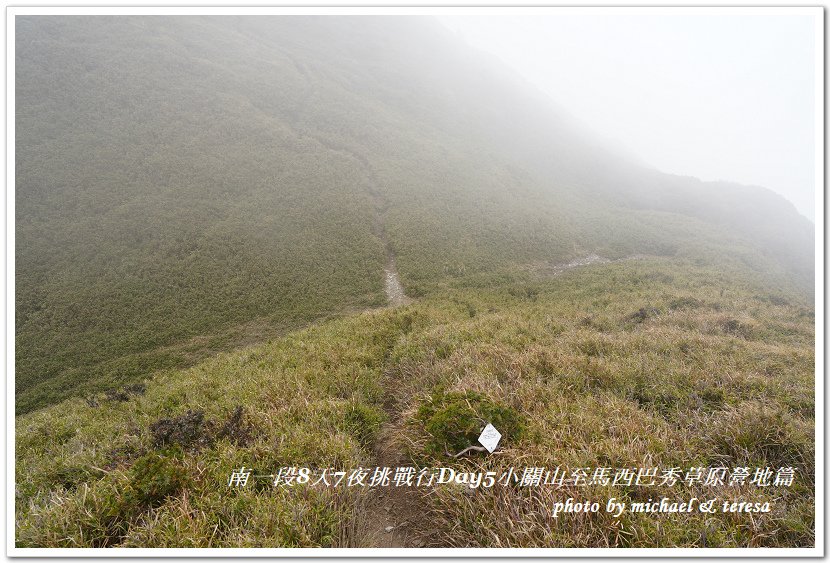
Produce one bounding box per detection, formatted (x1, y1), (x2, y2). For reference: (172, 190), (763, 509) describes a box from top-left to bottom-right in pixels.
(439, 13), (818, 221)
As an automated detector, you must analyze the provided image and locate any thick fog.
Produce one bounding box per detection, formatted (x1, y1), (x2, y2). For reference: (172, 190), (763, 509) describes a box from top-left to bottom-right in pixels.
(439, 13), (818, 222)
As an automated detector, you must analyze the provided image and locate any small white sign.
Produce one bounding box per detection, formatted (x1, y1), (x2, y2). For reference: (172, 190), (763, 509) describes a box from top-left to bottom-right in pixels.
(477, 423), (502, 453)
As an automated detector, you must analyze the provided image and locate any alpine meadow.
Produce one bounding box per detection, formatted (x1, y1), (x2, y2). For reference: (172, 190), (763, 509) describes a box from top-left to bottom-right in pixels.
(14, 15), (816, 550)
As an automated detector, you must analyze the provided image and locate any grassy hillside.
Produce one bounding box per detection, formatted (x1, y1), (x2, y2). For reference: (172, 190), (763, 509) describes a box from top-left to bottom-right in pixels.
(15, 16), (813, 414)
(16, 257), (814, 548)
(15, 16), (389, 413)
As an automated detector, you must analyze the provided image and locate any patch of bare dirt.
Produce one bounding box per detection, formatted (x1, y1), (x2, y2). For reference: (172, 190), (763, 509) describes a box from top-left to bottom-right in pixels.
(528, 253), (648, 277)
(384, 257), (412, 308)
(357, 424), (426, 547)
(354, 362), (433, 548)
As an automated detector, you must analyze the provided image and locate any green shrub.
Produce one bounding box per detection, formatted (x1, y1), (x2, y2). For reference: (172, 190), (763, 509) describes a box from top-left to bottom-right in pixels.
(416, 391), (523, 456)
(43, 453), (192, 547)
(125, 452), (191, 512)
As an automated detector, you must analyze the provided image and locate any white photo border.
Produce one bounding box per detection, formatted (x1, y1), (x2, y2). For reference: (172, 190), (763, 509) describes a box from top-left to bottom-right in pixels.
(4, 4), (824, 558)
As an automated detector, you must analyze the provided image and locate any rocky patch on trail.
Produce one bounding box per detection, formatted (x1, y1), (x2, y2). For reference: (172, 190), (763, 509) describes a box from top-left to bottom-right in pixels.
(384, 259), (412, 307)
(529, 253), (647, 277)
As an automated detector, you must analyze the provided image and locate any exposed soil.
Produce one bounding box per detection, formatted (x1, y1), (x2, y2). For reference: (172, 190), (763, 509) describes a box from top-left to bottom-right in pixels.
(364, 171), (411, 307)
(547, 253), (610, 274)
(357, 413), (427, 548)
(354, 279), (425, 547)
(384, 257), (412, 307)
(297, 141), (421, 546)
(530, 253), (647, 277)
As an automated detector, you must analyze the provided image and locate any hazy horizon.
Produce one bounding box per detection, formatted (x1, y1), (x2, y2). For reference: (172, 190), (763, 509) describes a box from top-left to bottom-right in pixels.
(439, 13), (818, 222)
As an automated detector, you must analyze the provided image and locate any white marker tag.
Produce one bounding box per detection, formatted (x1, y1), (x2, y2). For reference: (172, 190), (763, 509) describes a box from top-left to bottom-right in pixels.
(478, 423), (502, 453)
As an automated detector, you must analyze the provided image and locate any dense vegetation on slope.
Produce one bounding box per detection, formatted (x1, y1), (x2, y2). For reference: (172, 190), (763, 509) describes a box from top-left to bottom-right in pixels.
(16, 258), (814, 547)
(15, 17), (392, 413)
(15, 16), (813, 413)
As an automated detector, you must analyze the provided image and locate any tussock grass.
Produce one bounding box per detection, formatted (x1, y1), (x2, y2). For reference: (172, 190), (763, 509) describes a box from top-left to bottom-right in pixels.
(16, 258), (814, 547)
(16, 16), (813, 416)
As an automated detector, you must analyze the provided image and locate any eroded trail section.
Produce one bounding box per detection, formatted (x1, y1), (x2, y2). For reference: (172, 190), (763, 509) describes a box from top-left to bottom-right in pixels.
(274, 128), (419, 546)
(354, 325), (428, 548)
(278, 124), (410, 308)
(548, 253), (609, 274)
(362, 163), (410, 307)
(384, 258), (411, 308)
(326, 151), (419, 546)
(357, 416), (426, 547)
(530, 253), (647, 277)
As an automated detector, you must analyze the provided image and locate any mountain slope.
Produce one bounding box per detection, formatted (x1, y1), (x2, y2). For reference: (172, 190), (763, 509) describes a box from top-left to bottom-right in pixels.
(15, 15), (813, 416)
(16, 258), (815, 547)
